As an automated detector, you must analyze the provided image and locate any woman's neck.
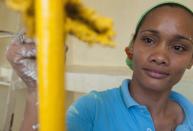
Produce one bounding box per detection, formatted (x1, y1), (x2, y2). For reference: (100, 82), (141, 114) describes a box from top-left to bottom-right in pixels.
(129, 78), (171, 115)
(129, 78), (184, 130)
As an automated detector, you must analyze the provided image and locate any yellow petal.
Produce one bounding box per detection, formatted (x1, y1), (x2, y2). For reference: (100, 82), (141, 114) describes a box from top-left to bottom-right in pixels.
(6, 0), (32, 12)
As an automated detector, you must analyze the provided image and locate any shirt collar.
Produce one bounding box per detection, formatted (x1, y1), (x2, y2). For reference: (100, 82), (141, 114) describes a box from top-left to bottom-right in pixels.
(121, 79), (193, 126)
(169, 91), (193, 126)
(120, 79), (140, 108)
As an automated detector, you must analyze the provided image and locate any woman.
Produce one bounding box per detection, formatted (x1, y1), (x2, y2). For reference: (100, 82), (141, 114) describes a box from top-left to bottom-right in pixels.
(67, 2), (193, 131)
(6, 1), (193, 131)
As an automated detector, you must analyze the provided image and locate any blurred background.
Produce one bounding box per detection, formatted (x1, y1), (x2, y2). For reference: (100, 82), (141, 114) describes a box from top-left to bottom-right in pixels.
(0, 0), (193, 130)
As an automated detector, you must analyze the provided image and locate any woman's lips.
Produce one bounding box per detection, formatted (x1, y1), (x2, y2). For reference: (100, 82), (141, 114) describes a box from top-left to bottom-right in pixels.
(143, 68), (170, 79)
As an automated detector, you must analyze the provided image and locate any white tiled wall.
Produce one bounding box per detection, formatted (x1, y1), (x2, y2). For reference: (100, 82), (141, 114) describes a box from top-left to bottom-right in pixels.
(0, 85), (10, 130)
(0, 1), (22, 131)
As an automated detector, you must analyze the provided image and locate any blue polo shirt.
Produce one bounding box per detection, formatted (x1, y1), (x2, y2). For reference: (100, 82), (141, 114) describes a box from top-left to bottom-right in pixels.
(67, 79), (193, 131)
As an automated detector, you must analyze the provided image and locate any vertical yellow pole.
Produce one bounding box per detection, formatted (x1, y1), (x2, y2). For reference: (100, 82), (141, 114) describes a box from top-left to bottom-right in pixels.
(35, 0), (66, 131)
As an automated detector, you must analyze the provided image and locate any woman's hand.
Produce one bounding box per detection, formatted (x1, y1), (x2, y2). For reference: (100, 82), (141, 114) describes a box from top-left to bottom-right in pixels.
(6, 36), (37, 88)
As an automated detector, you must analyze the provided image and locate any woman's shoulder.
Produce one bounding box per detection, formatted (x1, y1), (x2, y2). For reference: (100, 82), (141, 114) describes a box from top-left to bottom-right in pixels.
(170, 91), (193, 108)
(170, 91), (193, 129)
(73, 87), (121, 108)
(72, 79), (130, 106)
(66, 87), (121, 129)
(67, 87), (121, 114)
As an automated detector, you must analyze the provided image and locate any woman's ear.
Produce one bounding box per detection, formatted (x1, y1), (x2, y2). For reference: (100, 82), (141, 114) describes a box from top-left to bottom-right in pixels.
(187, 57), (193, 69)
(125, 46), (133, 59)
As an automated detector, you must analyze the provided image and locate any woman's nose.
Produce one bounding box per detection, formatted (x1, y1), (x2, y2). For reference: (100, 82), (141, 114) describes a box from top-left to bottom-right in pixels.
(148, 46), (169, 66)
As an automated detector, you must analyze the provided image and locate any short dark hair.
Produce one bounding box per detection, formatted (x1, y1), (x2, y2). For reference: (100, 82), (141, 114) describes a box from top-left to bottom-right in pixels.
(126, 2), (193, 69)
(131, 2), (193, 44)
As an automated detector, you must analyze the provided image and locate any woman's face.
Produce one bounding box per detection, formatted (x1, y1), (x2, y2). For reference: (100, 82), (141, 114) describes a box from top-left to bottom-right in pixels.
(129, 6), (193, 92)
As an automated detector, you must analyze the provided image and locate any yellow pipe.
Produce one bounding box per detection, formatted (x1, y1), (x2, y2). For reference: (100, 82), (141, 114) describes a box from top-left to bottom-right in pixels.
(35, 0), (66, 131)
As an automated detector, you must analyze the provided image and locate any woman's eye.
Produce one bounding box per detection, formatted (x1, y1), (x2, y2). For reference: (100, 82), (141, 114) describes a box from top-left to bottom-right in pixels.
(173, 45), (186, 52)
(141, 37), (154, 45)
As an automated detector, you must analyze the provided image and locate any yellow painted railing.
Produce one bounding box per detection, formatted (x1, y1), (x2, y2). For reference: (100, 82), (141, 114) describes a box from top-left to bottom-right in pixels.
(6, 0), (115, 131)
(36, 0), (66, 130)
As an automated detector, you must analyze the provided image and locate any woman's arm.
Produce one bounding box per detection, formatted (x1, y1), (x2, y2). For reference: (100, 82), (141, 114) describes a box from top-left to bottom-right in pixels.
(6, 36), (38, 131)
(20, 88), (38, 131)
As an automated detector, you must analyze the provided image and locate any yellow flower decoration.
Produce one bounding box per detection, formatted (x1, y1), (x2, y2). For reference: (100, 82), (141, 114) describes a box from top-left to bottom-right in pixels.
(6, 0), (115, 46)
